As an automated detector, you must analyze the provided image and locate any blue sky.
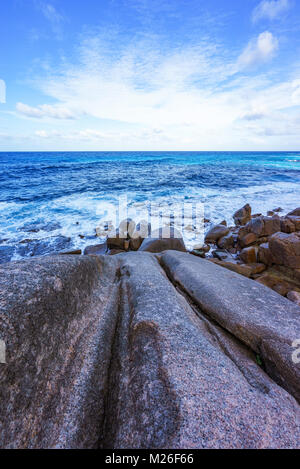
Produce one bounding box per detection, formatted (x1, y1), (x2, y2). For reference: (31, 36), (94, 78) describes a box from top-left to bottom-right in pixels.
(0, 0), (300, 150)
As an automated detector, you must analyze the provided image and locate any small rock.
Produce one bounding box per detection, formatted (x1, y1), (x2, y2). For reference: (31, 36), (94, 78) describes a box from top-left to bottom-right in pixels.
(233, 204), (251, 226)
(258, 243), (274, 266)
(191, 250), (206, 258)
(84, 243), (108, 255)
(240, 247), (257, 264)
(273, 283), (289, 297)
(280, 218), (295, 234)
(217, 233), (234, 249)
(59, 249), (82, 256)
(239, 232), (257, 248)
(212, 250), (230, 261)
(273, 207), (283, 213)
(205, 225), (229, 244)
(220, 220), (227, 226)
(267, 211), (275, 216)
(287, 291), (300, 307)
(193, 244), (210, 252)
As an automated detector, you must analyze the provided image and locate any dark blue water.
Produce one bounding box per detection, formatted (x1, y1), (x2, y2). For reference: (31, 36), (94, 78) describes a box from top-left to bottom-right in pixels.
(0, 151), (299, 260)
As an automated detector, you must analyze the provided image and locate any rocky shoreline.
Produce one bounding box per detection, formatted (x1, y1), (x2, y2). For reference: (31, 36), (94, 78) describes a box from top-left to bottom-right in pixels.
(78, 204), (300, 307)
(2, 203), (300, 308)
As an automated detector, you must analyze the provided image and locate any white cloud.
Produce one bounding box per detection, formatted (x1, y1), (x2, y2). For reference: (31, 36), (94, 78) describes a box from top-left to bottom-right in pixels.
(35, 1), (64, 37)
(252, 0), (291, 22)
(238, 32), (278, 69)
(11, 31), (300, 149)
(16, 102), (76, 119)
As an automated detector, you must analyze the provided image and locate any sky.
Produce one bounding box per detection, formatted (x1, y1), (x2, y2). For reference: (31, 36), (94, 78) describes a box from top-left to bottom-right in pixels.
(0, 0), (300, 151)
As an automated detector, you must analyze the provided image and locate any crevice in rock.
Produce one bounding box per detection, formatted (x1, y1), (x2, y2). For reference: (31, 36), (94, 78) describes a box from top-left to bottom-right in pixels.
(157, 256), (276, 395)
(99, 260), (181, 449)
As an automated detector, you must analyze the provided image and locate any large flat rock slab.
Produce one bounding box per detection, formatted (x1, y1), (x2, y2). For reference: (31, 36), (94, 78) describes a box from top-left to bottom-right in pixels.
(103, 252), (300, 449)
(0, 255), (120, 448)
(160, 251), (300, 403)
(0, 252), (299, 448)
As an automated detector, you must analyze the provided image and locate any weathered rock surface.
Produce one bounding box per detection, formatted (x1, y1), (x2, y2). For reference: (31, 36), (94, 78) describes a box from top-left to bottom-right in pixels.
(204, 224), (229, 243)
(0, 252), (299, 449)
(240, 246), (257, 264)
(139, 227), (186, 253)
(233, 204), (251, 226)
(160, 251), (300, 403)
(269, 232), (300, 269)
(84, 242), (108, 255)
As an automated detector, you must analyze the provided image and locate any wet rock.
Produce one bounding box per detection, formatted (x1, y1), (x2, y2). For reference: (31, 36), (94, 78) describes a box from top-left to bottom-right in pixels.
(287, 291), (300, 307)
(139, 227), (186, 253)
(205, 225), (229, 244)
(0, 246), (15, 264)
(240, 247), (257, 264)
(191, 250), (206, 258)
(84, 243), (107, 256)
(273, 208), (283, 213)
(217, 233), (234, 249)
(212, 250), (230, 261)
(267, 211), (275, 217)
(269, 232), (300, 269)
(59, 249), (82, 256)
(219, 220), (227, 226)
(19, 222), (62, 233)
(193, 243), (209, 252)
(17, 236), (72, 258)
(233, 204), (251, 226)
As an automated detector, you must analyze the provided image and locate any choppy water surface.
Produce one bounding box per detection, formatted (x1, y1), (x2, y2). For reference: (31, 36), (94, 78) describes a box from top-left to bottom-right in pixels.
(0, 151), (299, 260)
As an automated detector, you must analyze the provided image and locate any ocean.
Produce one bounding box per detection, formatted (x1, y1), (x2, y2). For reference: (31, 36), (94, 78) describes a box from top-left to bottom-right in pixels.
(0, 151), (300, 262)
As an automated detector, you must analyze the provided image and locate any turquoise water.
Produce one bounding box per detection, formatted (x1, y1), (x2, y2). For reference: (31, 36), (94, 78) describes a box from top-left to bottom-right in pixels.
(0, 151), (299, 259)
